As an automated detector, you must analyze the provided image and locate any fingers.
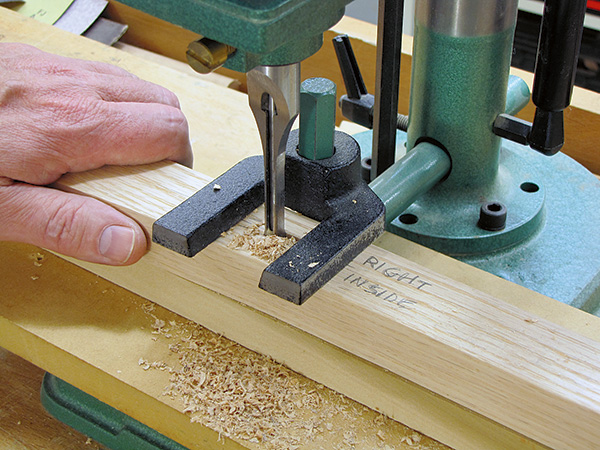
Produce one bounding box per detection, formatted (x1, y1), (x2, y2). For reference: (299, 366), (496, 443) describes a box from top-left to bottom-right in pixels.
(77, 59), (141, 79)
(42, 69), (183, 108)
(0, 183), (147, 265)
(0, 43), (192, 267)
(59, 100), (194, 172)
(0, 92), (193, 185)
(93, 75), (182, 108)
(0, 42), (193, 183)
(7, 43), (181, 108)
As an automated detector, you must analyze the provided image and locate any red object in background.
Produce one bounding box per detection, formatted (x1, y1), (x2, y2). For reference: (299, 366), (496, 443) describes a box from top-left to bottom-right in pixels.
(589, 0), (600, 12)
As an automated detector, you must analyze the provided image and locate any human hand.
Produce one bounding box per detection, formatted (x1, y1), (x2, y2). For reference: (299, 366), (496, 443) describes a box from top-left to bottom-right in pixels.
(0, 43), (193, 265)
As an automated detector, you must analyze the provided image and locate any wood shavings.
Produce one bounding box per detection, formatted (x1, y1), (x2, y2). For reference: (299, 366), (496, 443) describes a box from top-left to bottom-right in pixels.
(227, 223), (297, 263)
(138, 306), (448, 450)
(29, 251), (45, 267)
(401, 433), (423, 446)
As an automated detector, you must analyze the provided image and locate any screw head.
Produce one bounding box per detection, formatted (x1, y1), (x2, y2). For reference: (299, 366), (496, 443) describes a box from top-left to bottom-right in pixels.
(478, 202), (507, 231)
(186, 38), (235, 74)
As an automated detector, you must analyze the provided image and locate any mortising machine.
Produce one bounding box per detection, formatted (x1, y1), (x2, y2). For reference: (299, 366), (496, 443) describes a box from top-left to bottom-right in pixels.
(123, 0), (600, 312)
(40, 0), (600, 449)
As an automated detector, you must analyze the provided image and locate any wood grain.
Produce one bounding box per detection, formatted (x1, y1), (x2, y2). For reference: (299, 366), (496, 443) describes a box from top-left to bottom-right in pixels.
(54, 160), (600, 450)
(0, 242), (451, 450)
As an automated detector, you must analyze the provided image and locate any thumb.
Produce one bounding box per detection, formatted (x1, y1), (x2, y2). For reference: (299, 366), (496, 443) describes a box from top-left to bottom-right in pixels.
(0, 183), (147, 265)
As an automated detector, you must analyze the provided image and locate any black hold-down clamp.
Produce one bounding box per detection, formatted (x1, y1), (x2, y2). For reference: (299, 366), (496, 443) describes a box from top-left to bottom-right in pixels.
(152, 130), (385, 304)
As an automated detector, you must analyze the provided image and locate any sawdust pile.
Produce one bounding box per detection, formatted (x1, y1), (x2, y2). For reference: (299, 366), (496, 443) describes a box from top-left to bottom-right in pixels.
(139, 303), (447, 450)
(227, 223), (297, 263)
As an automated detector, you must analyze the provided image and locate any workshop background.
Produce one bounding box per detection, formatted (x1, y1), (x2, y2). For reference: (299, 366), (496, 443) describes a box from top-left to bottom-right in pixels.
(347, 0), (600, 92)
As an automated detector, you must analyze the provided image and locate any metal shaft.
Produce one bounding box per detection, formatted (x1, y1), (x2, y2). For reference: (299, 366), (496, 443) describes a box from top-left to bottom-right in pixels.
(262, 92), (283, 235)
(369, 142), (450, 224)
(416, 0), (518, 36)
(371, 0), (404, 180)
(247, 64), (300, 236)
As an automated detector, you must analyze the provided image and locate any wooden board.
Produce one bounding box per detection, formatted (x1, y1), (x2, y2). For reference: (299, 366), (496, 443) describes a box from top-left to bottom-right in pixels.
(54, 159), (600, 450)
(0, 8), (469, 450)
(2, 241), (453, 450)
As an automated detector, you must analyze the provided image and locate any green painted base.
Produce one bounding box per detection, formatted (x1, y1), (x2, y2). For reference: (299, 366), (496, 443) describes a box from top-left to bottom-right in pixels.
(388, 143), (545, 256)
(41, 373), (188, 450)
(357, 130), (600, 315)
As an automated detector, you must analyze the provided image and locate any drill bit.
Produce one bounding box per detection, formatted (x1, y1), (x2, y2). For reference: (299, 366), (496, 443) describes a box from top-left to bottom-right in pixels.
(247, 64), (300, 236)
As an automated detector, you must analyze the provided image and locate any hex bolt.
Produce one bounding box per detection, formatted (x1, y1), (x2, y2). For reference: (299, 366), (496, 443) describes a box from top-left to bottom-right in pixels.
(298, 77), (336, 160)
(186, 38), (235, 74)
(478, 202), (507, 231)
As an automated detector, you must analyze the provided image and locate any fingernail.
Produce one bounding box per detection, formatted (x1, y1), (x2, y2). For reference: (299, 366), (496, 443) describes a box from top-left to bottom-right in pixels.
(99, 225), (136, 264)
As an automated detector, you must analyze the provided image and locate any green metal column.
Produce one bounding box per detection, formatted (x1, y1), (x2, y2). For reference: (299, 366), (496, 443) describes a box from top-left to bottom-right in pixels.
(407, 0), (518, 190)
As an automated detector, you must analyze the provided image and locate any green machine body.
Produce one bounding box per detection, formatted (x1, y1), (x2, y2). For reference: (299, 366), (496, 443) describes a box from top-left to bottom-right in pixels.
(117, 0), (353, 72)
(362, 0), (600, 313)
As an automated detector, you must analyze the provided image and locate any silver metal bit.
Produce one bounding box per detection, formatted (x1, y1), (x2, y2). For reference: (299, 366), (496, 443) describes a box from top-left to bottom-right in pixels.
(247, 64), (300, 236)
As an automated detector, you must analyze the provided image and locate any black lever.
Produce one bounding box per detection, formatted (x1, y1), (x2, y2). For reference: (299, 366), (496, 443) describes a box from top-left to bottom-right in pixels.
(494, 0), (587, 155)
(333, 35), (409, 135)
(333, 35), (375, 129)
(528, 0), (587, 155)
(333, 34), (368, 99)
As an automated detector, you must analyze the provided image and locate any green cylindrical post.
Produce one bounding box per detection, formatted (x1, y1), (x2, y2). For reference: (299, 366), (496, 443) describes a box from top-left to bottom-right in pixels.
(298, 77), (336, 160)
(369, 142), (451, 224)
(505, 75), (531, 116)
(407, 0), (519, 190)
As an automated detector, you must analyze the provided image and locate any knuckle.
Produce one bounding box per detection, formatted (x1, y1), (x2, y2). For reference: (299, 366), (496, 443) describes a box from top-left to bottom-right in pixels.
(166, 107), (189, 132)
(43, 93), (100, 124)
(36, 57), (87, 79)
(0, 79), (27, 106)
(162, 89), (181, 109)
(88, 60), (137, 78)
(44, 197), (88, 253)
(42, 95), (108, 145)
(34, 95), (108, 169)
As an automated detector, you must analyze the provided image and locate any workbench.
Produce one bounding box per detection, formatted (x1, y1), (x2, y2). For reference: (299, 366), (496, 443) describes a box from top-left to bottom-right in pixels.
(2, 3), (600, 450)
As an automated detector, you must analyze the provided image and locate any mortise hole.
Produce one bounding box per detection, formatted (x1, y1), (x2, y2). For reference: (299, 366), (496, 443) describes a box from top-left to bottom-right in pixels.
(520, 182), (539, 193)
(399, 213), (418, 225)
